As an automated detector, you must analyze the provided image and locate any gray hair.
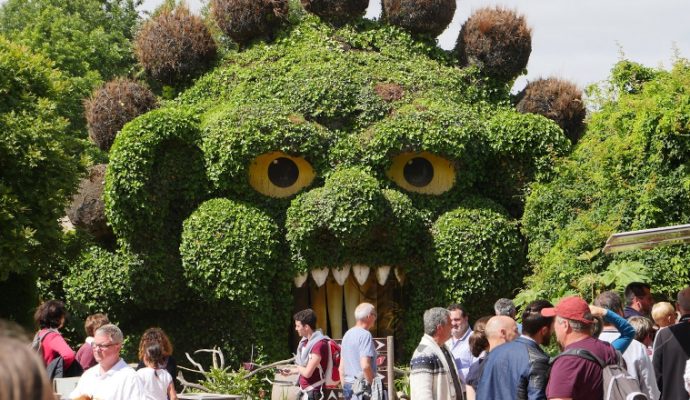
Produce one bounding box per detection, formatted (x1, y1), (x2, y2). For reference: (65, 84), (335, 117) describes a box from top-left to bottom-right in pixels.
(594, 290), (624, 314)
(557, 316), (592, 333)
(424, 307), (450, 336)
(355, 303), (376, 321)
(494, 298), (516, 317)
(627, 316), (654, 342)
(95, 324), (123, 343)
(678, 286), (690, 313)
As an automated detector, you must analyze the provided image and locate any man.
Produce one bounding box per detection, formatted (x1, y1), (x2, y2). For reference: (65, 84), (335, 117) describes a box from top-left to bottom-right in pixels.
(69, 324), (143, 400)
(410, 307), (464, 400)
(293, 308), (328, 400)
(495, 298), (522, 333)
(446, 304), (475, 389)
(624, 282), (654, 318)
(595, 291), (659, 400)
(653, 286), (690, 400)
(476, 300), (553, 400)
(542, 296), (619, 400)
(340, 303), (377, 400)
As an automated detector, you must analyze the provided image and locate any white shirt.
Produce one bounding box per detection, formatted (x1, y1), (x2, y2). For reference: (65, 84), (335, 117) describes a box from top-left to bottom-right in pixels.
(446, 328), (475, 385)
(137, 367), (173, 400)
(70, 358), (144, 400)
(599, 330), (660, 400)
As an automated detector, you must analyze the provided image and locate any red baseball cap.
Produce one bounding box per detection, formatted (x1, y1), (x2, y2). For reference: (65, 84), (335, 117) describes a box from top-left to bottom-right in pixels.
(540, 295), (594, 325)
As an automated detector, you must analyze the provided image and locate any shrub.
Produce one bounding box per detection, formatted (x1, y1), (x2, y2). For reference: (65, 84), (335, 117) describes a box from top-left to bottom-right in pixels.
(66, 164), (114, 242)
(211, 0), (289, 44)
(84, 78), (158, 152)
(382, 0), (456, 37)
(456, 7), (531, 83)
(300, 0), (368, 24)
(515, 78), (586, 145)
(135, 5), (217, 85)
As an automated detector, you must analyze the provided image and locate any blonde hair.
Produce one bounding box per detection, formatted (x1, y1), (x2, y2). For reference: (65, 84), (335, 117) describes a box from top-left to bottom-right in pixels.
(0, 333), (55, 400)
(652, 302), (676, 327)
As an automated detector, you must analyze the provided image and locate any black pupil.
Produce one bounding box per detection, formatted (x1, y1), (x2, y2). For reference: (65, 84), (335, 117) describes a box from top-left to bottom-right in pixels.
(268, 157), (299, 188)
(403, 157), (434, 187)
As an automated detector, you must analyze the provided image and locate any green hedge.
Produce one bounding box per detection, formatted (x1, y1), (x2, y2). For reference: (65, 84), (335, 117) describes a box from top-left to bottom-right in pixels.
(520, 59), (690, 304)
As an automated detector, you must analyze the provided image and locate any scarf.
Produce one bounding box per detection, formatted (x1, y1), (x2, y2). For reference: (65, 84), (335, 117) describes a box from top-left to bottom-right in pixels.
(295, 330), (325, 367)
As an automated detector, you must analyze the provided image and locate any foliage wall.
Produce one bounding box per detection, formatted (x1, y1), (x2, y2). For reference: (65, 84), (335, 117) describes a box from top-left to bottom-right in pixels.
(520, 60), (690, 305)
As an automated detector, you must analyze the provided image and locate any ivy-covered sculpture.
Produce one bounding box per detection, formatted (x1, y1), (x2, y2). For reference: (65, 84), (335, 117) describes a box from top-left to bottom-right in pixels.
(66, 1), (582, 363)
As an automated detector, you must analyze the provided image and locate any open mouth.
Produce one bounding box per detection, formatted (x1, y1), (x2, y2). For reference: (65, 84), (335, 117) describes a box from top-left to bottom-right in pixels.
(292, 264), (405, 339)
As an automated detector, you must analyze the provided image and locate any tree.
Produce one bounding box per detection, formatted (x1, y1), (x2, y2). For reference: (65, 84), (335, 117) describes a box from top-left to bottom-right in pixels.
(0, 0), (141, 128)
(0, 36), (81, 322)
(520, 59), (690, 305)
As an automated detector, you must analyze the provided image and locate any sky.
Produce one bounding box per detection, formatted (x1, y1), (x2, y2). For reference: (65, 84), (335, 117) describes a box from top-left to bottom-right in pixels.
(137, 0), (690, 92)
(1, 0), (686, 91)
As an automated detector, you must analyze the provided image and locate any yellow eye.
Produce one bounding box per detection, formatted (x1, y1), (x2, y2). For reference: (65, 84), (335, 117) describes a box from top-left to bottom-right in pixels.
(249, 151), (315, 198)
(386, 152), (456, 195)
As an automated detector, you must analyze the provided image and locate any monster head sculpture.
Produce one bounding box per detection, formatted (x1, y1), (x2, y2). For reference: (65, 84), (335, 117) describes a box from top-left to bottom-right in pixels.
(68, 0), (581, 362)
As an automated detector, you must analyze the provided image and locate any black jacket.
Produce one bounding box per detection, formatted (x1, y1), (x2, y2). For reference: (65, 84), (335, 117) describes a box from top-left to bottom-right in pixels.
(653, 315), (690, 400)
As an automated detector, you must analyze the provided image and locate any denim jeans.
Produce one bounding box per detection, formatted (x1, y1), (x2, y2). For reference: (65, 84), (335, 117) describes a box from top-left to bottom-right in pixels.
(343, 382), (353, 400)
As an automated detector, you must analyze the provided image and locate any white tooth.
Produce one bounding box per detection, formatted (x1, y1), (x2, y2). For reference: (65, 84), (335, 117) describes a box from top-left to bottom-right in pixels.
(293, 272), (308, 288)
(376, 265), (392, 286)
(394, 267), (405, 285)
(311, 267), (329, 287)
(332, 265), (351, 286)
(352, 264), (370, 286)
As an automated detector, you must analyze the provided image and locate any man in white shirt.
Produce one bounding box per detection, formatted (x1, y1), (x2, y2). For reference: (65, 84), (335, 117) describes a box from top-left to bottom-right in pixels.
(445, 303), (474, 391)
(70, 323), (143, 400)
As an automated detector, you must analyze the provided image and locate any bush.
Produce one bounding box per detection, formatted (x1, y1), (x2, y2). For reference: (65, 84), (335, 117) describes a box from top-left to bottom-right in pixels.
(84, 78), (158, 152)
(382, 0), (456, 37)
(0, 36), (80, 280)
(515, 78), (586, 145)
(456, 7), (531, 83)
(211, 0), (288, 44)
(135, 5), (217, 85)
(520, 60), (690, 305)
(301, 0), (368, 24)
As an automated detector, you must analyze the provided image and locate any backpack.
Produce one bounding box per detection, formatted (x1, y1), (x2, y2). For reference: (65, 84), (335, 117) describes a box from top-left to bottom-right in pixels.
(319, 338), (341, 388)
(552, 348), (647, 400)
(32, 328), (59, 359)
(31, 329), (83, 379)
(301, 338), (341, 393)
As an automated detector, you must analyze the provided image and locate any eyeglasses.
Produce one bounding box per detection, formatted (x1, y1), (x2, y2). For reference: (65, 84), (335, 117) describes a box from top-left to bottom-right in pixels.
(93, 342), (120, 350)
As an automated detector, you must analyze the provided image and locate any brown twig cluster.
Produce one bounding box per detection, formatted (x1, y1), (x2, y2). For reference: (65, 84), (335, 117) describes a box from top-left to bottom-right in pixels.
(382, 0), (456, 37)
(301, 0), (369, 23)
(456, 7), (532, 82)
(516, 78), (586, 144)
(84, 78), (157, 151)
(135, 5), (217, 84)
(66, 164), (114, 242)
(211, 0), (289, 44)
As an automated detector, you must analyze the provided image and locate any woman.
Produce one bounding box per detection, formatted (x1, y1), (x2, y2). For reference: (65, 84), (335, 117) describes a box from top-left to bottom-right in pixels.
(464, 316), (491, 400)
(137, 327), (178, 381)
(34, 299), (78, 376)
(75, 312), (110, 370)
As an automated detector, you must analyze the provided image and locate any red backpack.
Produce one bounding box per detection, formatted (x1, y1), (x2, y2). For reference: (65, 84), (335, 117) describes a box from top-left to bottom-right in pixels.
(321, 338), (341, 388)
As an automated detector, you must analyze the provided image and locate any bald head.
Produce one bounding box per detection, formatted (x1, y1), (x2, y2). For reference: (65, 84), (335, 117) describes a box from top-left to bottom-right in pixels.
(485, 316), (519, 350)
(677, 287), (690, 314)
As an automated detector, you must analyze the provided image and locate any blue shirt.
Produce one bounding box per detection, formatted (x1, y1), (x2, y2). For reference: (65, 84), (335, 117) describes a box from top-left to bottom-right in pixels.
(446, 328), (475, 383)
(340, 327), (377, 383)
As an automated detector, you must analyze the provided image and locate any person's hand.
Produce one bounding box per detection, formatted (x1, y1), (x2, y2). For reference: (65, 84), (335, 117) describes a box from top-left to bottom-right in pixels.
(589, 305), (607, 318)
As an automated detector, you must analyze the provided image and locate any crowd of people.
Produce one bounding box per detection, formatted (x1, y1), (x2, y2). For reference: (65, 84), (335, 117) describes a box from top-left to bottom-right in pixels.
(3, 282), (690, 400)
(0, 300), (178, 400)
(404, 282), (690, 400)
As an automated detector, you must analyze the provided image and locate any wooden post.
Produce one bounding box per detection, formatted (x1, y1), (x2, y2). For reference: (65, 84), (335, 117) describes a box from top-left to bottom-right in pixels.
(387, 335), (396, 400)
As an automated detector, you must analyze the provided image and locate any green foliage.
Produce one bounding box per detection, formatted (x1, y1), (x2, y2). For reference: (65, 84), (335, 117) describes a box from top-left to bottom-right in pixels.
(432, 198), (526, 317)
(0, 36), (80, 280)
(197, 367), (268, 397)
(521, 59), (690, 304)
(0, 0), (141, 129)
(105, 107), (209, 252)
(202, 102), (331, 207)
